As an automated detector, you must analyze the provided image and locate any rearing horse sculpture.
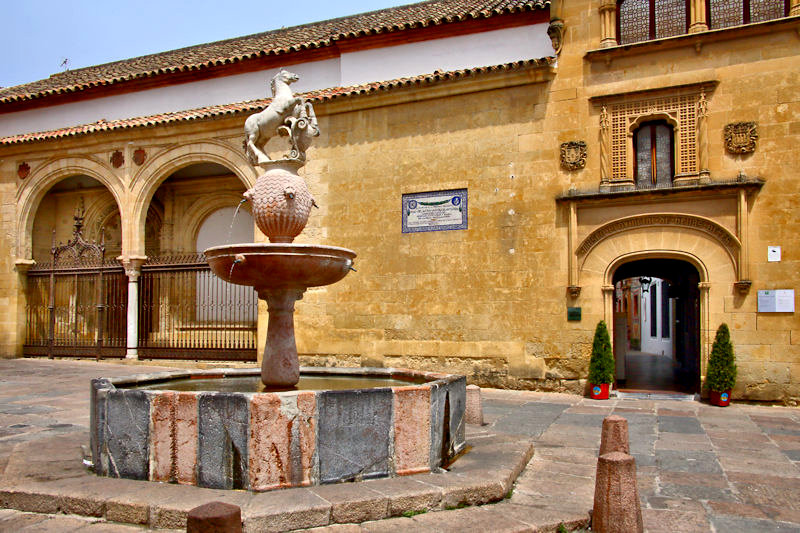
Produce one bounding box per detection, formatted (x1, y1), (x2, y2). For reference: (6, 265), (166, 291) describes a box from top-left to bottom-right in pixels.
(244, 70), (304, 165)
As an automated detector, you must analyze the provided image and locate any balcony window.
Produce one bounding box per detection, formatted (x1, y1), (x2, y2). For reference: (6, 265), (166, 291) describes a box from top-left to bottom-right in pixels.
(634, 121), (674, 188)
(617, 0), (789, 45)
(618, 0), (689, 44)
(708, 0), (789, 29)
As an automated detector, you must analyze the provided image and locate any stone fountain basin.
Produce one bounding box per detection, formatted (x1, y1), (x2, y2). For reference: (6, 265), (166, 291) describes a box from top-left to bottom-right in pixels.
(90, 367), (466, 491)
(205, 243), (356, 289)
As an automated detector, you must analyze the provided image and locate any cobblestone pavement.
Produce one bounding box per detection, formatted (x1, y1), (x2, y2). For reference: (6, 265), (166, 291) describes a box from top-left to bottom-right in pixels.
(1, 359), (800, 532)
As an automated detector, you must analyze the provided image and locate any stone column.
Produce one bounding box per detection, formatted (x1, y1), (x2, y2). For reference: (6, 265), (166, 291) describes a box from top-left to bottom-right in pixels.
(600, 105), (611, 186)
(14, 259), (36, 357)
(790, 0), (800, 17)
(696, 89), (710, 182)
(602, 285), (615, 328)
(258, 288), (306, 387)
(599, 0), (618, 48)
(689, 0), (709, 33)
(122, 256), (147, 359)
(698, 281), (712, 382)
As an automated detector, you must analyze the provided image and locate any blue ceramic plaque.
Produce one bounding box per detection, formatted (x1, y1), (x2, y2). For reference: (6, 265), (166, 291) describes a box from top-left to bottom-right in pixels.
(402, 189), (467, 233)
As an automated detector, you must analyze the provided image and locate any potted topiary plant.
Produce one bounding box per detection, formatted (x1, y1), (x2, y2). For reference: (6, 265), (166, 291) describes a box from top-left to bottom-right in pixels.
(706, 323), (737, 406)
(588, 320), (615, 399)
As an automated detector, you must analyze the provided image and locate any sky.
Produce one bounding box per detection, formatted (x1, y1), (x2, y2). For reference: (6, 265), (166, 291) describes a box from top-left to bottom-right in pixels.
(1, 0), (412, 89)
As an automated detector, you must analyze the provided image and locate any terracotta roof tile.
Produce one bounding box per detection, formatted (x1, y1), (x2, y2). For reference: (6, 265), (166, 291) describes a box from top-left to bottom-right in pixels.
(0, 0), (549, 105)
(0, 58), (553, 146)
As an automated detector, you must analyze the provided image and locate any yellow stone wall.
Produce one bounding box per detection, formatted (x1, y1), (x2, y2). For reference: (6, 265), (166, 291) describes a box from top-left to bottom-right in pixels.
(1, 1), (799, 402)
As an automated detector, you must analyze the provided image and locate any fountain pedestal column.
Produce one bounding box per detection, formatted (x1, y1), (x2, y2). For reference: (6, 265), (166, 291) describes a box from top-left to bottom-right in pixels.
(258, 288), (305, 387)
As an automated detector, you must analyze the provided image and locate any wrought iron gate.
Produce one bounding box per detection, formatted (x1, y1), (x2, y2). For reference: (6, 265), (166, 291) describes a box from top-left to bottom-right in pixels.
(23, 211), (127, 358)
(137, 254), (257, 361)
(24, 210), (257, 361)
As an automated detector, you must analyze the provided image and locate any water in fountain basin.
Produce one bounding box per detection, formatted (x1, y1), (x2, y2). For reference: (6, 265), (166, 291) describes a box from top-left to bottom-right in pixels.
(129, 373), (425, 393)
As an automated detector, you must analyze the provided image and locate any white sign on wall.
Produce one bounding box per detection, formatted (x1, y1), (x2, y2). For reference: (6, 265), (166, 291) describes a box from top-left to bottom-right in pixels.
(757, 290), (795, 313)
(402, 189), (468, 233)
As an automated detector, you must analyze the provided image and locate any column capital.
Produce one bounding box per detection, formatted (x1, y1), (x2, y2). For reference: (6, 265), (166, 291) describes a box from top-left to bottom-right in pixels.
(14, 259), (36, 274)
(119, 255), (148, 278)
(599, 0), (616, 11)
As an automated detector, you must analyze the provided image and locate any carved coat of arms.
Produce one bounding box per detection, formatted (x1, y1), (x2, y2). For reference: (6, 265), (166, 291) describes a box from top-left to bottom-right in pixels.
(560, 141), (587, 171)
(724, 122), (758, 154)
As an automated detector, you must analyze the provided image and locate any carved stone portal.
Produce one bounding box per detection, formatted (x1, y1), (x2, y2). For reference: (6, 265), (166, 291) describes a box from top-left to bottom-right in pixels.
(724, 122), (758, 155)
(560, 141), (587, 171)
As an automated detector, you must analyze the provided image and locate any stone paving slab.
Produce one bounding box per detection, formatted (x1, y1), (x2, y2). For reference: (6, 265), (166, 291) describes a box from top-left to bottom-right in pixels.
(4, 359), (800, 531)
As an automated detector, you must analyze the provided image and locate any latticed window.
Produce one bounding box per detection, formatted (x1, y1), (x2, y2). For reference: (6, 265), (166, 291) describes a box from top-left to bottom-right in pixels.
(617, 0), (689, 44)
(634, 121), (675, 188)
(708, 0), (789, 29)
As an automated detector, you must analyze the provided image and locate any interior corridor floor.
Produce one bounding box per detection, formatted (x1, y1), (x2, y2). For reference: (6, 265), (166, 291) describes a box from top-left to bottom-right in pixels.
(618, 350), (693, 393)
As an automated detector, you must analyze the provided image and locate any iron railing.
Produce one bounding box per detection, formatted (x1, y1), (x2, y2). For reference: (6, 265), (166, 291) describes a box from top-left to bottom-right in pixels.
(137, 253), (257, 361)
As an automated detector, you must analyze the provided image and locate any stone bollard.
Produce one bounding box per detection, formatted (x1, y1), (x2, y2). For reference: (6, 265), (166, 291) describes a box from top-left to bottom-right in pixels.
(592, 452), (643, 533)
(599, 415), (629, 456)
(187, 501), (242, 533)
(465, 384), (484, 425)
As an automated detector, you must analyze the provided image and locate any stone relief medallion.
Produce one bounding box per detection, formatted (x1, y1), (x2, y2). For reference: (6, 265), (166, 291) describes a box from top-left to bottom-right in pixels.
(724, 122), (758, 154)
(110, 150), (124, 168)
(560, 141), (587, 170)
(17, 162), (30, 179)
(133, 148), (146, 166)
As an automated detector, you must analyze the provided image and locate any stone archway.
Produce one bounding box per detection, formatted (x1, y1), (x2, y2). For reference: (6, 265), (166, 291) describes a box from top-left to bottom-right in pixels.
(610, 257), (703, 393)
(16, 156), (125, 259)
(578, 220), (738, 391)
(127, 140), (257, 258)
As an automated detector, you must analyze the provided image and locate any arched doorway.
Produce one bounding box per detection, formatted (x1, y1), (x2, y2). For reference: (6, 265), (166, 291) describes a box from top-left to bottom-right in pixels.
(136, 162), (258, 361)
(612, 258), (701, 393)
(25, 174), (128, 358)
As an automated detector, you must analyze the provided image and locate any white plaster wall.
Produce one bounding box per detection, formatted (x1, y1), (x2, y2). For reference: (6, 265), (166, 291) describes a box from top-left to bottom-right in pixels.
(195, 206), (254, 251)
(0, 60), (342, 138)
(196, 207), (255, 322)
(340, 23), (553, 87)
(0, 24), (550, 138)
(641, 279), (673, 356)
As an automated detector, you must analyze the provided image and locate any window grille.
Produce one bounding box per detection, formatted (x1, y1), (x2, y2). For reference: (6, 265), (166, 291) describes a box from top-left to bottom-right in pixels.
(608, 92), (698, 183)
(618, 0), (688, 44)
(708, 0), (789, 29)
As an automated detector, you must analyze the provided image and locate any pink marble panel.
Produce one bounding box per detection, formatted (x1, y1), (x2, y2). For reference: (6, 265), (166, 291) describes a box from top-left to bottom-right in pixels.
(249, 393), (291, 490)
(393, 386), (431, 476)
(174, 392), (198, 485)
(294, 391), (317, 486)
(150, 392), (174, 482)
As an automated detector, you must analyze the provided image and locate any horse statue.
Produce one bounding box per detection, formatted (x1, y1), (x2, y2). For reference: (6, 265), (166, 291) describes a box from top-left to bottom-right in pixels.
(244, 70), (318, 165)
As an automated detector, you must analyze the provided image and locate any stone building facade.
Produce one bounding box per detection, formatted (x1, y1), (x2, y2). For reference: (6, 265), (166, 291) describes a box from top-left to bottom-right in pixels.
(1, 0), (799, 402)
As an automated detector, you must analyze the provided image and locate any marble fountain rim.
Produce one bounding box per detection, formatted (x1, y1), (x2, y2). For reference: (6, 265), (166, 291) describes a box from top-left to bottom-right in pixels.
(204, 242), (357, 259)
(91, 366), (467, 490)
(99, 366), (456, 390)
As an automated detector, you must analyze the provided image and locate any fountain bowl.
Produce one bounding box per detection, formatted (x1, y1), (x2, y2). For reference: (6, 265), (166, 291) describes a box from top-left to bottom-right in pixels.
(205, 243), (356, 291)
(90, 367), (466, 491)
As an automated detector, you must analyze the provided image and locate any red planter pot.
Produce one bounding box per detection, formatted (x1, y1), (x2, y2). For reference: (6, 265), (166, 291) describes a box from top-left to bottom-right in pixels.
(709, 389), (732, 407)
(590, 383), (610, 400)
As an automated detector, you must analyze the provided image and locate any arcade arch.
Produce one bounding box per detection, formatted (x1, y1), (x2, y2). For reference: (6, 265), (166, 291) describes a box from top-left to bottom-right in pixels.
(16, 156), (124, 259)
(128, 141), (256, 258)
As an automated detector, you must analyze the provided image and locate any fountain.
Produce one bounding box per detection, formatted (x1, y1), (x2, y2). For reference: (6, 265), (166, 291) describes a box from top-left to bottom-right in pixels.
(90, 70), (466, 491)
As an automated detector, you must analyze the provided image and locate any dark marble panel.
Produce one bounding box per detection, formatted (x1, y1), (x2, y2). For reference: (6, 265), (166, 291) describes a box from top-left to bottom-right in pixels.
(317, 388), (392, 483)
(446, 377), (467, 454)
(429, 382), (446, 469)
(90, 378), (112, 476)
(104, 389), (149, 480)
(197, 393), (250, 490)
